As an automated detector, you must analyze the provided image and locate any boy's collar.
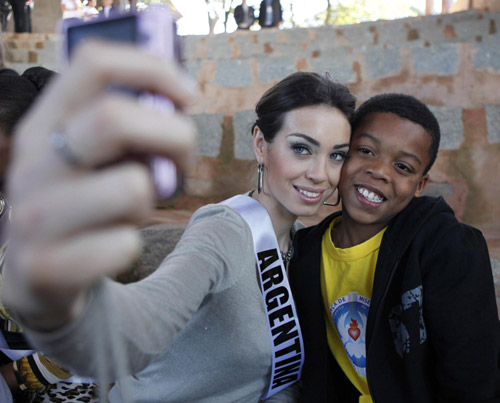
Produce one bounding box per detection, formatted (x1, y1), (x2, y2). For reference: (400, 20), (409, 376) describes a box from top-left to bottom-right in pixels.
(382, 196), (453, 254)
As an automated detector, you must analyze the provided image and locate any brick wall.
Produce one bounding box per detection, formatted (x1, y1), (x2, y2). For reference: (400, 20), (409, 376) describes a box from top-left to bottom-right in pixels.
(180, 10), (500, 226)
(2, 10), (500, 306)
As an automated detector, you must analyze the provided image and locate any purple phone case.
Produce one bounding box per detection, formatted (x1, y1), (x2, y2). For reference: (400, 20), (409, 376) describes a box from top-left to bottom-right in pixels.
(61, 6), (182, 199)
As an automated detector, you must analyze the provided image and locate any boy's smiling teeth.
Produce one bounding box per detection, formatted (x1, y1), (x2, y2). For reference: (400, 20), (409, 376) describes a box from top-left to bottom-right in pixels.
(356, 186), (384, 203)
(298, 188), (320, 198)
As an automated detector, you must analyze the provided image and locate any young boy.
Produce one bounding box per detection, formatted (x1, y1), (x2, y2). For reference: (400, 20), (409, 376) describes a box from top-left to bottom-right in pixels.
(289, 93), (500, 403)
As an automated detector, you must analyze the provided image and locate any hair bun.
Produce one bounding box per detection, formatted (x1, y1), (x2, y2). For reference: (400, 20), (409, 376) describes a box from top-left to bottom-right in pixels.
(21, 67), (57, 92)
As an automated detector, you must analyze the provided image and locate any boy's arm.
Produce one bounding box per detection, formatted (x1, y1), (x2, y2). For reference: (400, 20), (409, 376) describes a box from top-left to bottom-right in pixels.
(423, 224), (500, 402)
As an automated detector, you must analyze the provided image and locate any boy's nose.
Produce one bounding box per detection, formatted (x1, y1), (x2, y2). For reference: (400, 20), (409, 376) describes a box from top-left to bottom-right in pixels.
(366, 159), (390, 182)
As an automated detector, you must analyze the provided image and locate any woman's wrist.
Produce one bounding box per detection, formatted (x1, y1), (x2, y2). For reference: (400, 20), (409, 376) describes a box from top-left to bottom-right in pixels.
(16, 289), (88, 332)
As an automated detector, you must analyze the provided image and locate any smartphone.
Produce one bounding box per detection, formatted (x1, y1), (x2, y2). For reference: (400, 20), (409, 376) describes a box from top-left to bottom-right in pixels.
(62, 6), (183, 200)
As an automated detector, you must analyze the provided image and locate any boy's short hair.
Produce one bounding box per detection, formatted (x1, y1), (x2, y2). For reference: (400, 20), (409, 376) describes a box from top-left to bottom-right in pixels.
(351, 93), (441, 175)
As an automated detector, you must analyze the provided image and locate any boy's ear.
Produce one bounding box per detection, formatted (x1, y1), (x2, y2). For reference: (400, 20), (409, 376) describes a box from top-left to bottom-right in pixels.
(253, 126), (266, 163)
(414, 173), (429, 197)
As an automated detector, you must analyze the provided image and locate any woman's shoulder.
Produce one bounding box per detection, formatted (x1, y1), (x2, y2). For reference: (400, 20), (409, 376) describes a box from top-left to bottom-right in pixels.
(189, 202), (250, 229)
(171, 201), (254, 292)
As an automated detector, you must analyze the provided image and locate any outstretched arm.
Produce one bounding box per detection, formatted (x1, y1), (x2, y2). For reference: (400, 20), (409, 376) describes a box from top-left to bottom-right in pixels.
(2, 40), (197, 333)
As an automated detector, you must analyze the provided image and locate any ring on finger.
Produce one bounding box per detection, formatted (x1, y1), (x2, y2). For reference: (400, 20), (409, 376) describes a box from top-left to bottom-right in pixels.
(50, 131), (83, 167)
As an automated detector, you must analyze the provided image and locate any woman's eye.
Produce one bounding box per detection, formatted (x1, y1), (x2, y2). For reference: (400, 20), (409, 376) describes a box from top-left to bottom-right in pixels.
(330, 152), (346, 161)
(292, 144), (311, 155)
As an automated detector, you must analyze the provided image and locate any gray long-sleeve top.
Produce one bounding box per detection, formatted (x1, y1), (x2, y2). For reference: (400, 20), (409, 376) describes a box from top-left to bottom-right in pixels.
(21, 203), (299, 402)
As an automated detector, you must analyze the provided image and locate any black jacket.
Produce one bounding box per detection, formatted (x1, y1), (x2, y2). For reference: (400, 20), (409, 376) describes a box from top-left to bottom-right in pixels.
(234, 4), (255, 29)
(290, 196), (500, 403)
(258, 0), (282, 27)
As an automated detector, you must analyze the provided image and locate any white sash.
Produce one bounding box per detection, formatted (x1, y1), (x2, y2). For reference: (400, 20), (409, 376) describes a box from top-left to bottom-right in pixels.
(221, 194), (304, 399)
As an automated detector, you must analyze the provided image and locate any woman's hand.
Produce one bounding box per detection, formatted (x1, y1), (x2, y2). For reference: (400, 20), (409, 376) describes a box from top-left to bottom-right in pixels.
(2, 41), (198, 330)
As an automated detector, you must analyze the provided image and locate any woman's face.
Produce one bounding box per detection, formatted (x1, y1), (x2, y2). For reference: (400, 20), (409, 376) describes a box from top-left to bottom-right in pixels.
(254, 104), (351, 219)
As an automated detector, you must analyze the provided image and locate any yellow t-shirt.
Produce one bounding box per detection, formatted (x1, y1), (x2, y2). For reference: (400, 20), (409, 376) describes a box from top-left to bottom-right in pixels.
(321, 217), (387, 403)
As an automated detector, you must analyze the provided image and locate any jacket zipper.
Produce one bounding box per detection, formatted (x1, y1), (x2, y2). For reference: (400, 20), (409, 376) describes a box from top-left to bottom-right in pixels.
(366, 258), (400, 402)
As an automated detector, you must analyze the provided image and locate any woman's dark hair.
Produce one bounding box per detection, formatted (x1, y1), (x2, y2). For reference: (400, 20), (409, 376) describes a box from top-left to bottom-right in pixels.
(252, 72), (356, 142)
(0, 66), (57, 137)
(351, 93), (441, 175)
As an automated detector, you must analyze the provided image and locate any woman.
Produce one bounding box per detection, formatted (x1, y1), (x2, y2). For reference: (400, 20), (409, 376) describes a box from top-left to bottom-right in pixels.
(2, 41), (354, 402)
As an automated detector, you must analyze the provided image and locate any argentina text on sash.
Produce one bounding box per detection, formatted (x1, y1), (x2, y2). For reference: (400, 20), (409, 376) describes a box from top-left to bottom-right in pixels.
(220, 194), (304, 399)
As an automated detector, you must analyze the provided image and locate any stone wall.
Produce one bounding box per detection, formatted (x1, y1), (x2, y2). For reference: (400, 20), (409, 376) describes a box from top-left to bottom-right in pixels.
(180, 10), (500, 229)
(2, 33), (59, 73)
(2, 10), (500, 307)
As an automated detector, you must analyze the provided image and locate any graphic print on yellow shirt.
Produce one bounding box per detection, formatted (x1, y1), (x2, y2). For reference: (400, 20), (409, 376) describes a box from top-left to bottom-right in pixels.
(321, 217), (387, 400)
(330, 291), (369, 376)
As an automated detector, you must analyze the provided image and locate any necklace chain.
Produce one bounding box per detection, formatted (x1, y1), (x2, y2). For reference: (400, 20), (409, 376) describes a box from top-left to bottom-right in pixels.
(280, 226), (296, 265)
(280, 246), (294, 265)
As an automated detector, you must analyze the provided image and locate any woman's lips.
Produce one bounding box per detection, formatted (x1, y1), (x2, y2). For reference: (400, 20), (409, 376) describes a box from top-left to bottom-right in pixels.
(295, 186), (325, 204)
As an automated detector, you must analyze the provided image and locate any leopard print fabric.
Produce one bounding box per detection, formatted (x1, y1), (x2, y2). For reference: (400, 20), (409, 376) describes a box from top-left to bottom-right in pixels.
(15, 383), (98, 403)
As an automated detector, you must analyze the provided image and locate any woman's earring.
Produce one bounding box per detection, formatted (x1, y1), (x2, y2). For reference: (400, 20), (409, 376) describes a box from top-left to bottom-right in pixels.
(323, 188), (341, 206)
(257, 163), (264, 194)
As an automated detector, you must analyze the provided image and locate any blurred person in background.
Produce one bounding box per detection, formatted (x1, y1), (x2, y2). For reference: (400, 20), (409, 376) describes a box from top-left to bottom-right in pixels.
(0, 0), (10, 31)
(6, 0), (31, 32)
(83, 0), (98, 21)
(258, 0), (282, 28)
(234, 0), (255, 30)
(61, 0), (83, 20)
(99, 0), (119, 18)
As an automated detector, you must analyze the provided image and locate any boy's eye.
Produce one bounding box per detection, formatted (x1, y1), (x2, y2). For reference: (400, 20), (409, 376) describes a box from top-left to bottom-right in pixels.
(358, 147), (373, 155)
(330, 151), (347, 162)
(395, 162), (413, 173)
(291, 144), (311, 155)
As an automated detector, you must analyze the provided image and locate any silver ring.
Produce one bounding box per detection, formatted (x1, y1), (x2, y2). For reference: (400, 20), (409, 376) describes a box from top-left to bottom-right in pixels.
(50, 131), (82, 167)
(0, 194), (5, 217)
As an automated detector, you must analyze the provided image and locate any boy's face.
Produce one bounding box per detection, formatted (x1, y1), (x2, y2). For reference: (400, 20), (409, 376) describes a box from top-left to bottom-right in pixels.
(339, 112), (431, 231)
